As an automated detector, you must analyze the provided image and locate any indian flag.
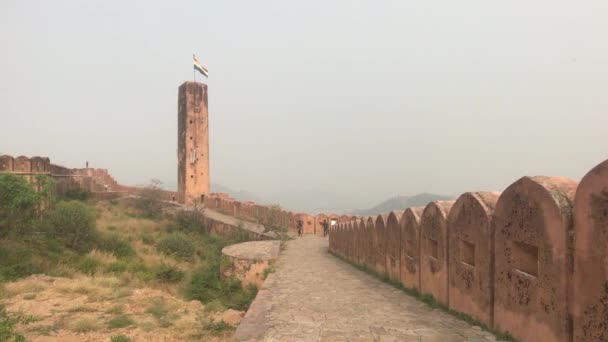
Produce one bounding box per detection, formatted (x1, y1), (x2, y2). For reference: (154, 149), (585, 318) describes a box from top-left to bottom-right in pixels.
(193, 55), (208, 77)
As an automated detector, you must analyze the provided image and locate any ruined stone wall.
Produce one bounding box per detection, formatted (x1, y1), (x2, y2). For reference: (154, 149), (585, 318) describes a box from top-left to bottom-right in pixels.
(328, 158), (608, 342)
(201, 193), (298, 232)
(0, 154), (174, 199)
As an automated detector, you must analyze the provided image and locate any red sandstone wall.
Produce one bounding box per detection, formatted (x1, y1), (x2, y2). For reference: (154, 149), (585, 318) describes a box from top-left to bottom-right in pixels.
(493, 176), (576, 342)
(573, 159), (608, 341)
(373, 214), (388, 275)
(400, 207), (424, 291)
(327, 158), (608, 342)
(420, 201), (454, 306)
(448, 192), (499, 327)
(385, 211), (403, 282)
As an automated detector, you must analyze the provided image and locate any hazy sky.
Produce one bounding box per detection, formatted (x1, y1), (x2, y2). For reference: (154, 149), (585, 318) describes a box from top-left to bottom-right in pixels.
(1, 1), (607, 211)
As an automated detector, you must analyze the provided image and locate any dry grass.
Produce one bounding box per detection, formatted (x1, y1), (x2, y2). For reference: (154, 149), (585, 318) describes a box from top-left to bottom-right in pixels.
(96, 201), (164, 238)
(2, 200), (241, 341)
(88, 249), (118, 264)
(55, 275), (123, 302)
(4, 276), (50, 297)
(70, 316), (102, 333)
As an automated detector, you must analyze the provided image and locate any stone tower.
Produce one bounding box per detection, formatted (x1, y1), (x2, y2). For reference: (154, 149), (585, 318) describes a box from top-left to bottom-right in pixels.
(178, 81), (210, 205)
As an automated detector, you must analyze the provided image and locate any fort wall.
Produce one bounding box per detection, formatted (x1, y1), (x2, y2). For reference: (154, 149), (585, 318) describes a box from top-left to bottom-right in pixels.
(328, 158), (608, 342)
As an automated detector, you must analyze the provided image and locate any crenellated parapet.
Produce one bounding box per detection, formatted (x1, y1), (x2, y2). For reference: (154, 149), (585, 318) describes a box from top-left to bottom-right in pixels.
(329, 157), (608, 342)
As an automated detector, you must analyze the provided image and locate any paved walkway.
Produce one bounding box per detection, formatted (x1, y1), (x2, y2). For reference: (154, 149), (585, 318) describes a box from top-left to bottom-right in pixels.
(234, 235), (498, 342)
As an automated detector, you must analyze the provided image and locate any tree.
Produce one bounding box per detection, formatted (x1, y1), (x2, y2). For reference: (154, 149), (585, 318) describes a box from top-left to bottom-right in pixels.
(0, 174), (41, 236)
(133, 179), (166, 219)
(48, 201), (97, 253)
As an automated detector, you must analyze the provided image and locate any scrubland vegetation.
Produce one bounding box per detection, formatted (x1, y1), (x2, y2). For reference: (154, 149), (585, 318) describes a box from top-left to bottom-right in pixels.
(0, 174), (257, 341)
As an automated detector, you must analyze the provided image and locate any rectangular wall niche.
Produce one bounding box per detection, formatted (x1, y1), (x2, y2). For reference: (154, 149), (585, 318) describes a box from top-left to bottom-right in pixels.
(511, 240), (539, 277)
(427, 238), (439, 259)
(459, 239), (476, 266)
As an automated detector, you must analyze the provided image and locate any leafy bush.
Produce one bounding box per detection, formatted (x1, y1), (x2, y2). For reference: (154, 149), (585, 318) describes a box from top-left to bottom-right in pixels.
(170, 209), (204, 234)
(156, 233), (195, 260)
(187, 264), (258, 311)
(127, 262), (154, 282)
(79, 256), (101, 275)
(47, 201), (97, 253)
(110, 335), (131, 342)
(134, 180), (165, 219)
(62, 188), (91, 201)
(154, 264), (184, 283)
(107, 315), (134, 329)
(0, 245), (42, 281)
(98, 234), (134, 258)
(0, 304), (31, 341)
(105, 261), (128, 274)
(263, 267), (275, 280)
(140, 233), (155, 245)
(200, 318), (234, 335)
(0, 174), (43, 236)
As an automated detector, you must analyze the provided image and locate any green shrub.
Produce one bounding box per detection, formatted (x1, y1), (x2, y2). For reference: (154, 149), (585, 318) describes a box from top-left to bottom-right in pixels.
(0, 246), (42, 281)
(0, 174), (42, 236)
(47, 201), (97, 253)
(201, 319), (233, 335)
(140, 233), (155, 245)
(0, 304), (31, 341)
(154, 264), (184, 283)
(263, 267), (275, 280)
(133, 180), (164, 219)
(187, 265), (258, 311)
(107, 314), (134, 329)
(105, 305), (124, 315)
(127, 262), (154, 282)
(63, 188), (91, 201)
(146, 298), (168, 320)
(98, 234), (134, 258)
(105, 261), (128, 274)
(79, 256), (101, 275)
(110, 335), (131, 342)
(170, 210), (204, 234)
(156, 233), (195, 260)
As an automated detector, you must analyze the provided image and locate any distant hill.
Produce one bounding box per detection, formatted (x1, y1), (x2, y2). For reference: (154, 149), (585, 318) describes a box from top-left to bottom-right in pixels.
(210, 183), (261, 203)
(351, 193), (454, 216)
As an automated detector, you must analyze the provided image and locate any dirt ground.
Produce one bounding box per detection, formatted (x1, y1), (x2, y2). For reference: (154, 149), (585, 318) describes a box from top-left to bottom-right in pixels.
(2, 274), (243, 341)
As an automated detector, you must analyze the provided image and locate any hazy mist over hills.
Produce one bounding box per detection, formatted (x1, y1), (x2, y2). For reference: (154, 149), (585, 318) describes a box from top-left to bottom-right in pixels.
(351, 193), (454, 216)
(210, 181), (453, 215)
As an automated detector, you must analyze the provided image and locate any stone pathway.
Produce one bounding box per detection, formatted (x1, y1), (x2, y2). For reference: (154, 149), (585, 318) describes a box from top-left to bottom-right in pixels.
(234, 235), (498, 342)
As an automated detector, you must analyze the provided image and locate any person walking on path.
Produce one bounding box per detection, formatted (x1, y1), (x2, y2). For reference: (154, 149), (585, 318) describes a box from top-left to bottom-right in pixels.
(296, 219), (303, 237)
(322, 219), (329, 237)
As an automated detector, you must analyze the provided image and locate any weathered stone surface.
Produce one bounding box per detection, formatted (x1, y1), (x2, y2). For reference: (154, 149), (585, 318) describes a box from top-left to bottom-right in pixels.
(365, 216), (375, 271)
(13, 155), (31, 172)
(493, 176), (576, 342)
(357, 217), (366, 265)
(234, 236), (498, 341)
(222, 240), (280, 288)
(573, 159), (608, 342)
(385, 211), (403, 282)
(297, 213), (315, 235)
(374, 214), (390, 275)
(0, 154), (14, 171)
(448, 192), (499, 326)
(420, 201), (454, 306)
(177, 81), (209, 205)
(400, 207), (424, 291)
